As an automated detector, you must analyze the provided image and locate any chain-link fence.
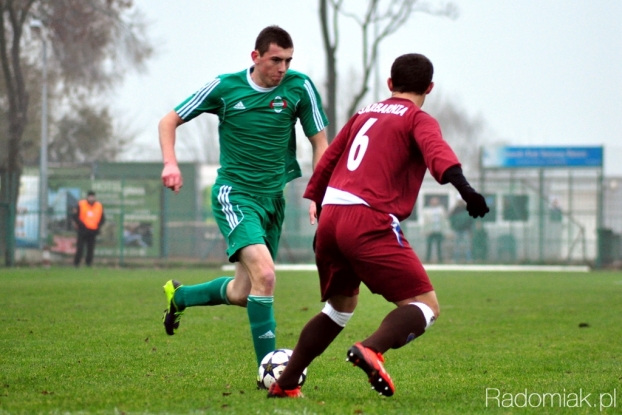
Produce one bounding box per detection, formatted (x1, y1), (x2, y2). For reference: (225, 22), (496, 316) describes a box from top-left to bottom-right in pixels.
(279, 171), (622, 267)
(2, 164), (622, 267)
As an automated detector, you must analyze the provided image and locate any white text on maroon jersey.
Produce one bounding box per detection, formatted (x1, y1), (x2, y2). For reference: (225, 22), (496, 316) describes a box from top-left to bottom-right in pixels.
(357, 102), (409, 116)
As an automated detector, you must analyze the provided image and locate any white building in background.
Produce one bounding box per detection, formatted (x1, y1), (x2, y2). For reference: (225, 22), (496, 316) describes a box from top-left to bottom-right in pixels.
(15, 175), (40, 248)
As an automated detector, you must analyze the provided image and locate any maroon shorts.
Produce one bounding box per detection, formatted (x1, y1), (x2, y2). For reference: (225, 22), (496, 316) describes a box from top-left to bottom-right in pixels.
(315, 204), (434, 303)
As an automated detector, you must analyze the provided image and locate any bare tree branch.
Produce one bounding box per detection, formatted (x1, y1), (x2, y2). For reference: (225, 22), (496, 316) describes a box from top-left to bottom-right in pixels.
(0, 0), (154, 264)
(319, 0), (339, 140)
(319, 0), (459, 132)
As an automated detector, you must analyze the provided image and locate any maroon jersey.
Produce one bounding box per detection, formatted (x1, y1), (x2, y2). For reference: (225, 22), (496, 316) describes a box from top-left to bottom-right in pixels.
(304, 97), (460, 221)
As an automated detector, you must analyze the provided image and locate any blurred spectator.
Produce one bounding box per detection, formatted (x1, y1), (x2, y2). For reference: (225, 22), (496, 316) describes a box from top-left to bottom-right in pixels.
(449, 197), (474, 263)
(549, 197), (563, 222)
(422, 196), (447, 263)
(471, 221), (488, 262)
(72, 191), (105, 267)
(546, 197), (563, 260)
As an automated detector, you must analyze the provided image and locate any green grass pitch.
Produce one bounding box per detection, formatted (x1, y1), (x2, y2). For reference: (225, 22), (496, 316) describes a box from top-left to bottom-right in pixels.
(1, 267), (621, 414)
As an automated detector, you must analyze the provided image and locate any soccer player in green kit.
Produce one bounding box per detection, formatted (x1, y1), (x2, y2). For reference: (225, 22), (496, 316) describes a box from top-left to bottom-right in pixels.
(158, 26), (329, 382)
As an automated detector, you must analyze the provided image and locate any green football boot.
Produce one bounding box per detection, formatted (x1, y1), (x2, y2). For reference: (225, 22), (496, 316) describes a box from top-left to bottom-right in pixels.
(162, 280), (184, 335)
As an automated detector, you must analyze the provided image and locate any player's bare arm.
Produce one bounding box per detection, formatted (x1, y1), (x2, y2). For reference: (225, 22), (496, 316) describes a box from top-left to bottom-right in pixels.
(308, 130), (328, 170)
(307, 130), (329, 225)
(159, 111), (185, 194)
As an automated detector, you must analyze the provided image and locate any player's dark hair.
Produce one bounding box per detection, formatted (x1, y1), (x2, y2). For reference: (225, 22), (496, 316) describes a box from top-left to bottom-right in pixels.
(255, 25), (293, 55)
(87, 190), (96, 196)
(390, 54), (434, 95)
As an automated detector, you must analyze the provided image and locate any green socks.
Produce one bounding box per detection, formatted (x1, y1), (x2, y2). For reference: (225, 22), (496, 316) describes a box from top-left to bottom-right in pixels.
(172, 280), (275, 367)
(173, 277), (233, 309)
(247, 295), (276, 366)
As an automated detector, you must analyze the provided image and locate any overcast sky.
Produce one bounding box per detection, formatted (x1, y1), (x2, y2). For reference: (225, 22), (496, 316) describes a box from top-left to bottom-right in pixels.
(112, 0), (622, 175)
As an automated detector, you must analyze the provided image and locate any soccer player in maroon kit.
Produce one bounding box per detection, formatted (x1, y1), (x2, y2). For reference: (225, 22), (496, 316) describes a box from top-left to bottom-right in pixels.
(268, 53), (489, 398)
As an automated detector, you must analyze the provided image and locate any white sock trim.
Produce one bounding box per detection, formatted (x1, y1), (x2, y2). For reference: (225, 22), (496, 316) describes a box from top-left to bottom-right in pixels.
(321, 302), (353, 328)
(410, 302), (436, 329)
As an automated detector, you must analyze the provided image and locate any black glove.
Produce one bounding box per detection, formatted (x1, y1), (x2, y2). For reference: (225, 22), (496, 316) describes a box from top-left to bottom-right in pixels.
(442, 165), (490, 218)
(461, 189), (489, 218)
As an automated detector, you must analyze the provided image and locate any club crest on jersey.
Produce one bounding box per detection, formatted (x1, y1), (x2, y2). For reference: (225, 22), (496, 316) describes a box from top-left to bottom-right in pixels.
(270, 96), (287, 113)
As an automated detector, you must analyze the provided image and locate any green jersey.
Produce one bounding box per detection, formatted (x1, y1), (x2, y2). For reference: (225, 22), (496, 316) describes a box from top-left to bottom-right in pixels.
(175, 67), (328, 196)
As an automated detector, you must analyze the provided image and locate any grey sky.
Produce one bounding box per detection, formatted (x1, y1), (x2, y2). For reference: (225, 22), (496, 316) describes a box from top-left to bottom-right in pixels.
(113, 0), (622, 175)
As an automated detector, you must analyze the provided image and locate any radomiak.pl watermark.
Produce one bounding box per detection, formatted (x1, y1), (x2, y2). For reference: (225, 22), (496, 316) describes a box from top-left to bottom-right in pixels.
(486, 388), (617, 411)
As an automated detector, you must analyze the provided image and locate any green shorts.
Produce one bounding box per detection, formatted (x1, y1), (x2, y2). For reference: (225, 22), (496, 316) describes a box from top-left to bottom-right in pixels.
(211, 184), (285, 262)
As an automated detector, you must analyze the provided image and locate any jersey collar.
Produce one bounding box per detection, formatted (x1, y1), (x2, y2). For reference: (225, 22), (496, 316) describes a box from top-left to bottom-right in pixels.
(247, 66), (278, 93)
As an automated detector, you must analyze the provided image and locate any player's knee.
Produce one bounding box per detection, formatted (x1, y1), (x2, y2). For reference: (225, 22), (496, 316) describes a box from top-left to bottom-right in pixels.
(321, 302), (354, 327)
(410, 301), (438, 329)
(259, 269), (276, 290)
(429, 302), (440, 319)
(252, 267), (276, 295)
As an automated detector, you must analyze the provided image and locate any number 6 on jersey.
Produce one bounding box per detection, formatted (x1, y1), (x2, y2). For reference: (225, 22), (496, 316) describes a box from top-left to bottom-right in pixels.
(347, 118), (378, 171)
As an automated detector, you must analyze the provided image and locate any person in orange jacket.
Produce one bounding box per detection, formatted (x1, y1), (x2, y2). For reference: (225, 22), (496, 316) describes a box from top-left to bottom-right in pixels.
(72, 190), (105, 267)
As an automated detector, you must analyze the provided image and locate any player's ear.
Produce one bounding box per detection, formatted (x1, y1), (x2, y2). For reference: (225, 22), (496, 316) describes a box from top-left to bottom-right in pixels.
(387, 77), (394, 92)
(425, 82), (434, 95)
(251, 50), (260, 62)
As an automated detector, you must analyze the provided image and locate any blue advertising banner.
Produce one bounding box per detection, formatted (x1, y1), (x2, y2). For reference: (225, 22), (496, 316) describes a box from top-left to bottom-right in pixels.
(481, 146), (603, 169)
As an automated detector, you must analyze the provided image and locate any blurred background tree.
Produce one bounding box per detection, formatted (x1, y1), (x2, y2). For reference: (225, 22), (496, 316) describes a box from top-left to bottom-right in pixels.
(318, 0), (487, 173)
(0, 0), (153, 263)
(318, 0), (458, 141)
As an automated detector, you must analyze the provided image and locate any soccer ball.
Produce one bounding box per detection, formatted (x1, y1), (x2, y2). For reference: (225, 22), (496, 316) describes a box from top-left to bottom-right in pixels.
(257, 348), (307, 389)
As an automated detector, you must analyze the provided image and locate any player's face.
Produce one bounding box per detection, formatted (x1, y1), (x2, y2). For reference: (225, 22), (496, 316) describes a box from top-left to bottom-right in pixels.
(251, 43), (293, 88)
